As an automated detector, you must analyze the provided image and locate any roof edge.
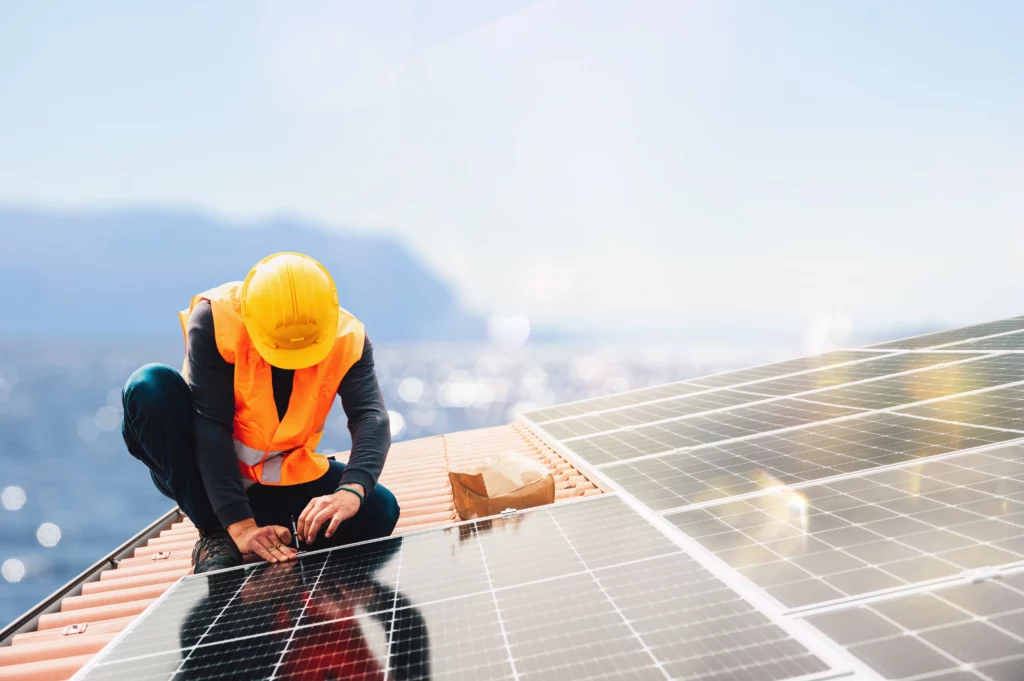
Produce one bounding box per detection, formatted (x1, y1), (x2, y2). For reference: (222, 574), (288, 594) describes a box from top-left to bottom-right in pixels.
(0, 506), (181, 646)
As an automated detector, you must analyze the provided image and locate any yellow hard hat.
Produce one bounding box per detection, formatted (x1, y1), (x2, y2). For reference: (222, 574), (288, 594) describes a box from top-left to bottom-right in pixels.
(240, 252), (339, 370)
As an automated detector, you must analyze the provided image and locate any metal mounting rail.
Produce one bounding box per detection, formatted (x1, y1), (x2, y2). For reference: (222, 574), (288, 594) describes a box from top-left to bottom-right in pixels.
(0, 506), (181, 646)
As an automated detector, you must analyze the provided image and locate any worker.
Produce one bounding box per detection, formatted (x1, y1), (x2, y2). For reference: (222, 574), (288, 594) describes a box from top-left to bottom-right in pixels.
(120, 252), (399, 573)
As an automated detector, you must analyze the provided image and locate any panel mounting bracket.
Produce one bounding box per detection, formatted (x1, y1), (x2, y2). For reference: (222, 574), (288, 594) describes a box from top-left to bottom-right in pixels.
(969, 567), (1003, 584)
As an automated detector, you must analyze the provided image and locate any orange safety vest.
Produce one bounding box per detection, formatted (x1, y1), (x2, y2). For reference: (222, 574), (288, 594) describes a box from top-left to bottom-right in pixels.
(178, 283), (365, 486)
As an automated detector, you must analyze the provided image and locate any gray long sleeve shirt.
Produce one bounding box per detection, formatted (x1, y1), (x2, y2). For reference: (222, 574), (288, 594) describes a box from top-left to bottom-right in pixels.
(186, 301), (390, 528)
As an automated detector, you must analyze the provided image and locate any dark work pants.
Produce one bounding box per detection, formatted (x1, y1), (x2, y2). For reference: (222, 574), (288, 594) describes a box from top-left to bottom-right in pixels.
(121, 364), (400, 551)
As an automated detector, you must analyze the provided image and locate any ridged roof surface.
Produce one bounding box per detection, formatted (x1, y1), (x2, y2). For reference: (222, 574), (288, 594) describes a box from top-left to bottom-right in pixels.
(0, 422), (600, 681)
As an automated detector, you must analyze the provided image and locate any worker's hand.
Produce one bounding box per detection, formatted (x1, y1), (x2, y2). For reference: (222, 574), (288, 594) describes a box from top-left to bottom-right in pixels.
(297, 484), (364, 544)
(226, 518), (297, 564)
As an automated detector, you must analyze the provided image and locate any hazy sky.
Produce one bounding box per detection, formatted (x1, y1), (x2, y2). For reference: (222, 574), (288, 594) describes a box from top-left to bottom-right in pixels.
(1, 1), (1022, 344)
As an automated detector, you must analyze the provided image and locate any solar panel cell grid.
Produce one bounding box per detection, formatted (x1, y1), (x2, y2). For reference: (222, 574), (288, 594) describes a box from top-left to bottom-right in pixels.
(868, 316), (1024, 350)
(942, 328), (1024, 352)
(563, 399), (864, 466)
(804, 569), (1024, 680)
(526, 383), (708, 423)
(894, 384), (1024, 433)
(686, 351), (883, 389)
(80, 496), (836, 681)
(725, 352), (982, 399)
(524, 350), (882, 424)
(667, 445), (1024, 610)
(602, 413), (1022, 512)
(754, 353), (1024, 411)
(541, 390), (772, 441)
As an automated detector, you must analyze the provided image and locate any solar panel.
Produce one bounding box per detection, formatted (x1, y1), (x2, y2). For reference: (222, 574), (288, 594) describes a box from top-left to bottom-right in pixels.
(742, 353), (1024, 411)
(600, 412), (1022, 512)
(540, 352), (984, 441)
(77, 495), (839, 681)
(940, 328), (1024, 352)
(683, 350), (887, 389)
(721, 351), (983, 399)
(803, 566), (1024, 680)
(894, 384), (1024, 432)
(565, 399), (864, 466)
(524, 350), (884, 424)
(665, 444), (1024, 610)
(867, 316), (1024, 350)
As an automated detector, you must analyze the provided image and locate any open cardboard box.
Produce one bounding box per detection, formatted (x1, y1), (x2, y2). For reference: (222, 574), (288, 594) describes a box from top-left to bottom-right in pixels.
(449, 450), (555, 520)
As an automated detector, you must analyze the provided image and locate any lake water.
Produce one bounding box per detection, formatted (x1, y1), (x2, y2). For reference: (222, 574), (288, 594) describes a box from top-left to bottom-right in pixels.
(0, 338), (783, 628)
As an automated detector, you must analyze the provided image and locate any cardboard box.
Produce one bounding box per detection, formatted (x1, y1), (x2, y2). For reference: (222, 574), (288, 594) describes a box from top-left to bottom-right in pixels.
(449, 450), (555, 520)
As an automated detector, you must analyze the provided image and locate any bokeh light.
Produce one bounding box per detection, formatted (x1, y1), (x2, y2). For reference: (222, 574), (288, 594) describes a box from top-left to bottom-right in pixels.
(95, 405), (120, 431)
(388, 410), (407, 439)
(2, 558), (25, 583)
(397, 377), (424, 403)
(2, 486), (27, 511)
(36, 522), (62, 548)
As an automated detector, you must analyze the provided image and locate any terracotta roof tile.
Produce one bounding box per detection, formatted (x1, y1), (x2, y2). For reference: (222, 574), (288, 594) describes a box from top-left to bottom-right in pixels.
(0, 422), (598, 678)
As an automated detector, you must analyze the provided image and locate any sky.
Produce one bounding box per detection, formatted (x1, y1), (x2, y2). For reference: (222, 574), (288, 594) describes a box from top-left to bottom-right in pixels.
(1, 1), (1022, 346)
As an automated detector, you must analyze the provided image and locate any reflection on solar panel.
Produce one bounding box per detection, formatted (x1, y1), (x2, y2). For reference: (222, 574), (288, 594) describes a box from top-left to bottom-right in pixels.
(804, 568), (1024, 679)
(77, 496), (838, 681)
(665, 445), (1024, 609)
(603, 413), (1022, 512)
(894, 384), (1024, 432)
(743, 354), (1024, 411)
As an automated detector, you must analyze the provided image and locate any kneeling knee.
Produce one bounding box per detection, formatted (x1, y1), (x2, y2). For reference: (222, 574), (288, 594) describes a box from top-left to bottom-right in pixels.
(375, 488), (401, 535)
(123, 364), (188, 413)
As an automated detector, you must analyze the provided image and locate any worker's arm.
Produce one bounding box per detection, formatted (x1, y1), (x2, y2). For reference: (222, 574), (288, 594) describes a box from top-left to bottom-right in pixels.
(186, 301), (254, 528)
(296, 337), (391, 543)
(337, 336), (391, 494)
(188, 302), (296, 562)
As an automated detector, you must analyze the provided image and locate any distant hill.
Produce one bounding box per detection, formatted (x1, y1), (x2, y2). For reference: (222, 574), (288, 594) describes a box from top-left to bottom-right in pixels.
(0, 207), (489, 342)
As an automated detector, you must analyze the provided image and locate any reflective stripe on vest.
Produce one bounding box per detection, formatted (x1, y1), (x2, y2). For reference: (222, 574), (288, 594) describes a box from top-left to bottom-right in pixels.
(233, 440), (268, 466)
(233, 440), (288, 484)
(262, 455), (283, 484)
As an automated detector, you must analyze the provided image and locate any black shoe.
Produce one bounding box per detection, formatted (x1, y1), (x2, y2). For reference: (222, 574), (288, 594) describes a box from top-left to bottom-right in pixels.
(192, 527), (243, 574)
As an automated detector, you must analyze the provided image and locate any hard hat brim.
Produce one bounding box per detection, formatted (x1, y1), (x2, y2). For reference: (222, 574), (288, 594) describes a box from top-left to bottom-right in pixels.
(247, 328), (337, 370)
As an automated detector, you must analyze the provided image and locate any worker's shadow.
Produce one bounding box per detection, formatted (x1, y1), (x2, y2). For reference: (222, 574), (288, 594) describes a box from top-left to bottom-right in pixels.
(176, 537), (430, 680)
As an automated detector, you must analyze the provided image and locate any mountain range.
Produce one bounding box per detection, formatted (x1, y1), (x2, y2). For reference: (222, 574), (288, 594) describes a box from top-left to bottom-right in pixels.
(0, 207), (492, 342)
